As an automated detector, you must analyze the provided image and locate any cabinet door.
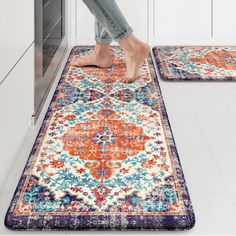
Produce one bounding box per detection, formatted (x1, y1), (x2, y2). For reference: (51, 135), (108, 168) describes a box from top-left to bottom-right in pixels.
(75, 0), (148, 44)
(0, 45), (34, 189)
(154, 0), (211, 38)
(0, 0), (34, 83)
(213, 0), (236, 38)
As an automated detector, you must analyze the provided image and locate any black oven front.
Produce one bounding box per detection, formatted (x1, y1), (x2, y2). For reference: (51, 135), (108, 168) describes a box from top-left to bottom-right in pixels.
(34, 0), (68, 123)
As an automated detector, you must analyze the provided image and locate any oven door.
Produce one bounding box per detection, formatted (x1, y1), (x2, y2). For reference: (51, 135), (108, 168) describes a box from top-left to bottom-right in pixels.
(34, 0), (68, 123)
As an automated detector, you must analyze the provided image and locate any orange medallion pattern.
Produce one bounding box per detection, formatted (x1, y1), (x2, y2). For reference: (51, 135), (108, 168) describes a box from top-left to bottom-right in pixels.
(61, 109), (151, 180)
(153, 46), (236, 81)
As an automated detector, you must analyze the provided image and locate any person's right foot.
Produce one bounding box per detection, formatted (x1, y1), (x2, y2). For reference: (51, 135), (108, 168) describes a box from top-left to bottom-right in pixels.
(121, 42), (150, 83)
(118, 34), (150, 83)
(71, 43), (113, 68)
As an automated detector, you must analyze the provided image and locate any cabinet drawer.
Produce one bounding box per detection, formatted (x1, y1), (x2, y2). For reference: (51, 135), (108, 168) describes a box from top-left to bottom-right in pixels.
(0, 0), (34, 83)
(0, 45), (34, 189)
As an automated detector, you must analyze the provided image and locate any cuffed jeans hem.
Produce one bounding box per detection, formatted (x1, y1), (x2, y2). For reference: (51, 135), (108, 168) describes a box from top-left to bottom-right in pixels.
(113, 27), (134, 42)
(95, 37), (113, 44)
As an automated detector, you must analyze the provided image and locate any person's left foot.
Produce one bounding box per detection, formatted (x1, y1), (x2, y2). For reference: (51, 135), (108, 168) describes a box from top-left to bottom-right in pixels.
(71, 52), (113, 68)
(71, 43), (113, 68)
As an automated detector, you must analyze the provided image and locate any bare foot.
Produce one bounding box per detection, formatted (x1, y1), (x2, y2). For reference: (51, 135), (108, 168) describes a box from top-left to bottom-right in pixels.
(71, 43), (113, 68)
(119, 36), (150, 83)
(123, 43), (150, 83)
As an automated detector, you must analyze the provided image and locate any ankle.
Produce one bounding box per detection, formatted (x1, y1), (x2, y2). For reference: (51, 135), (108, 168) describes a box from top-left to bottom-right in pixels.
(119, 36), (135, 53)
(119, 34), (145, 55)
(94, 43), (111, 54)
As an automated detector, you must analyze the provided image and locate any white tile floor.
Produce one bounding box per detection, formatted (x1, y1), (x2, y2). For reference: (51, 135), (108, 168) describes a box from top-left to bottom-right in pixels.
(1, 55), (236, 235)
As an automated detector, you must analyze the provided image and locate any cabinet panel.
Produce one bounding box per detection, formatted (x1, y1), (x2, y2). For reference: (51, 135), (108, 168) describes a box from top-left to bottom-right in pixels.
(155, 0), (211, 38)
(0, 0), (34, 83)
(0, 45), (34, 189)
(213, 0), (236, 38)
(75, 0), (95, 40)
(116, 0), (148, 41)
(75, 0), (148, 43)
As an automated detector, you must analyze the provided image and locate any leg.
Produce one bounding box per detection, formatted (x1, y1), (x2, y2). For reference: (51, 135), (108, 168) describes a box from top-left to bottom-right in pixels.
(82, 0), (134, 42)
(94, 19), (113, 44)
(77, 0), (150, 83)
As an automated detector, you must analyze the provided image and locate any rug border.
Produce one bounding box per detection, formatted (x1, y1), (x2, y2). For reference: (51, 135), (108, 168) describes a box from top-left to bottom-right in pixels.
(5, 46), (195, 231)
(152, 46), (236, 81)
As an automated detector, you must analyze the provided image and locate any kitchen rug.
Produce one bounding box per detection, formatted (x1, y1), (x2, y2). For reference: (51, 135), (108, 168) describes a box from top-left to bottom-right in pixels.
(152, 46), (236, 81)
(5, 46), (195, 231)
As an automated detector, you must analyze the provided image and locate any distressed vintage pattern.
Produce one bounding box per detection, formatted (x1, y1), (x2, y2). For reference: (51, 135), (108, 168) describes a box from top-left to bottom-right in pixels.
(5, 46), (195, 231)
(153, 46), (236, 81)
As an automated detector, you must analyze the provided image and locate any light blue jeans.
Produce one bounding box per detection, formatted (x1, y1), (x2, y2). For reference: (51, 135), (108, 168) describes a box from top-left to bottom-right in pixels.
(82, 0), (134, 43)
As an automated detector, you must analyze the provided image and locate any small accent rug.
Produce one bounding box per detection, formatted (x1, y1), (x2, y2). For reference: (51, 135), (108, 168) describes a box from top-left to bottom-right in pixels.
(5, 46), (195, 231)
(152, 46), (236, 81)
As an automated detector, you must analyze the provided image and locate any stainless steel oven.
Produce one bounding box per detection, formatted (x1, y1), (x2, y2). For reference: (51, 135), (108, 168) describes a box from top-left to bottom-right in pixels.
(34, 0), (68, 123)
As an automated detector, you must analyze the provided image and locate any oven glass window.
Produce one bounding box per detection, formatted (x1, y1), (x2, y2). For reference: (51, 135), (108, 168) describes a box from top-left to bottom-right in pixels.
(43, 0), (64, 75)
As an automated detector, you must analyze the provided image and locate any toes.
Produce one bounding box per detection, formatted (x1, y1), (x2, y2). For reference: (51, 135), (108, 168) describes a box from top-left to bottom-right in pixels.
(119, 78), (127, 83)
(71, 60), (81, 67)
(71, 61), (77, 66)
(119, 77), (137, 83)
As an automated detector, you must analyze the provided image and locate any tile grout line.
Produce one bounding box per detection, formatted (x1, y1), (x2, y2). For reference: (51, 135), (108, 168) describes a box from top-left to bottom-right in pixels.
(182, 84), (236, 212)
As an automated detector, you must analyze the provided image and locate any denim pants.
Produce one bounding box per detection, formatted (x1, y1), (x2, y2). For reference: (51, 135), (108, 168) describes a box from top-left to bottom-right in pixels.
(82, 0), (134, 43)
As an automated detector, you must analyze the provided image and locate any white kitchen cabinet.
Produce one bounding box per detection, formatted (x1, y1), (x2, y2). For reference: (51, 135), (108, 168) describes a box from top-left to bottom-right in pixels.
(213, 0), (236, 38)
(73, 0), (236, 46)
(0, 0), (34, 84)
(0, 45), (34, 190)
(74, 0), (149, 44)
(154, 0), (212, 39)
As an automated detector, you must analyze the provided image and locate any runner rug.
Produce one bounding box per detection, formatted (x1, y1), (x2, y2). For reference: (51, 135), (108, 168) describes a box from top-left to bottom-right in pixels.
(152, 46), (236, 81)
(5, 46), (195, 231)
